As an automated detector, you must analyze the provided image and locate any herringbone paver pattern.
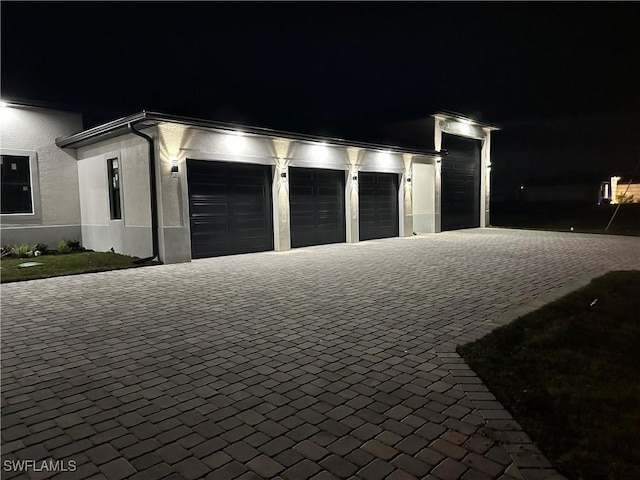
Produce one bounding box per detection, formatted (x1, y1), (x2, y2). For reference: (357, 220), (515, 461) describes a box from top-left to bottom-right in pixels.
(2, 229), (638, 480)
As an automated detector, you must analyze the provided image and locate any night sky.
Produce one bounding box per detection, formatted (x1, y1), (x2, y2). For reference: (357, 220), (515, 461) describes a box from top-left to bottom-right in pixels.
(2, 2), (639, 198)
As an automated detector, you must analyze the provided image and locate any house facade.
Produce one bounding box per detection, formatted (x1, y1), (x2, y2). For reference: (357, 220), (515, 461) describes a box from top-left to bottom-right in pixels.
(1, 102), (498, 264)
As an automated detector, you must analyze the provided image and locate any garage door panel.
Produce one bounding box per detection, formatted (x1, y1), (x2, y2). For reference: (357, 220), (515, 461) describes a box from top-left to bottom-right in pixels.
(190, 199), (229, 217)
(190, 224), (227, 237)
(187, 159), (273, 258)
(290, 167), (345, 248)
(359, 172), (399, 241)
(189, 183), (227, 196)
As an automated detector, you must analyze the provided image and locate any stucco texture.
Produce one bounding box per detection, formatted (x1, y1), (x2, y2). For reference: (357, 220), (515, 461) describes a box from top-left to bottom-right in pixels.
(0, 106), (83, 227)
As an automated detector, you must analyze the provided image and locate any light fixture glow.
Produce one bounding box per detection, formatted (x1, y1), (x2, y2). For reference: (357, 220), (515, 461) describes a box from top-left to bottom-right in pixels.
(311, 143), (329, 160)
(0, 101), (8, 108)
(170, 158), (179, 178)
(225, 133), (246, 151)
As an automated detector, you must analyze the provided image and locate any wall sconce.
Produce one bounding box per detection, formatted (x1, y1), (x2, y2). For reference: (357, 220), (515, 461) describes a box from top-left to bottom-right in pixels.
(406, 177), (412, 183)
(280, 167), (287, 181)
(171, 158), (179, 178)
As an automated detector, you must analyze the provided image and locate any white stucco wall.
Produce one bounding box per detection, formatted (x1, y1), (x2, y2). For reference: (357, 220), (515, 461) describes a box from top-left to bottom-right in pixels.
(413, 162), (436, 233)
(0, 105), (83, 245)
(76, 131), (153, 258)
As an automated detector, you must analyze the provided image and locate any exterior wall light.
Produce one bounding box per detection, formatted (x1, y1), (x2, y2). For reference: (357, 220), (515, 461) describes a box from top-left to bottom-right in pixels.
(171, 158), (179, 178)
(280, 167), (287, 181)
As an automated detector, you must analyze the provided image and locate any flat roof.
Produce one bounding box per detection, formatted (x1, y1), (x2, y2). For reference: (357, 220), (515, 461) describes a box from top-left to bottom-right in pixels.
(55, 111), (444, 157)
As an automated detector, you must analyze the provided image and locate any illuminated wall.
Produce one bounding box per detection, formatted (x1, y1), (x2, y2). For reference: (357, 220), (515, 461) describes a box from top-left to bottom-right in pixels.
(0, 105), (83, 245)
(76, 129), (153, 258)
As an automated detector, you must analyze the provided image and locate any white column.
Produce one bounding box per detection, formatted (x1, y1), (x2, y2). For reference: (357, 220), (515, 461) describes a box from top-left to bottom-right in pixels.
(272, 139), (291, 251)
(345, 148), (360, 243)
(272, 164), (291, 251)
(434, 120), (443, 233)
(610, 176), (620, 204)
(399, 154), (413, 237)
(481, 129), (492, 227)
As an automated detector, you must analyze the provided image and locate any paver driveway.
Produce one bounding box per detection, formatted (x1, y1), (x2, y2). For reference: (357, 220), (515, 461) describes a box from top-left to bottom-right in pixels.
(2, 229), (639, 480)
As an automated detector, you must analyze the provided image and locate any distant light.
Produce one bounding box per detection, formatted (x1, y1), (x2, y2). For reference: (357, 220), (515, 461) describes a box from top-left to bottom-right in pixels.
(520, 185), (525, 190)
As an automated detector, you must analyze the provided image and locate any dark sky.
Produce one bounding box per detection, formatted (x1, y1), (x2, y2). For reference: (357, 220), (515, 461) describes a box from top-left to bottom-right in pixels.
(2, 2), (639, 196)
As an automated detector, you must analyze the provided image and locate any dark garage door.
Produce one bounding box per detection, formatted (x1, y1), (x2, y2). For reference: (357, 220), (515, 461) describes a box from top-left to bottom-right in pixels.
(187, 159), (273, 258)
(359, 172), (399, 241)
(441, 134), (481, 231)
(289, 167), (345, 248)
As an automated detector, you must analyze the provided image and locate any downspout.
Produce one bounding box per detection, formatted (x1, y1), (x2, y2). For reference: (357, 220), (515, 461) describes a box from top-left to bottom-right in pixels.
(128, 120), (160, 263)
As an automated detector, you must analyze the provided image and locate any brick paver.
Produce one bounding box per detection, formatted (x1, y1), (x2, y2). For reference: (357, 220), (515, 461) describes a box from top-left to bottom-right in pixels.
(3, 229), (637, 479)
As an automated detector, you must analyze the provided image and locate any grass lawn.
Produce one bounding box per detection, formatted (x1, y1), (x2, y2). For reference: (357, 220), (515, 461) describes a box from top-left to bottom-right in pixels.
(458, 271), (640, 480)
(0, 251), (158, 283)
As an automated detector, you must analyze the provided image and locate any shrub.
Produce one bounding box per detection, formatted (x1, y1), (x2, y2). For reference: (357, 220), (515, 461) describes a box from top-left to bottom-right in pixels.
(57, 240), (72, 254)
(34, 243), (48, 255)
(66, 239), (81, 251)
(1, 245), (12, 258)
(10, 243), (35, 258)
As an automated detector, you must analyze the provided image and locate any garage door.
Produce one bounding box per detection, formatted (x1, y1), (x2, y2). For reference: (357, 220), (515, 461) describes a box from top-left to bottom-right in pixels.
(187, 159), (273, 258)
(359, 172), (399, 241)
(441, 134), (481, 231)
(289, 167), (345, 248)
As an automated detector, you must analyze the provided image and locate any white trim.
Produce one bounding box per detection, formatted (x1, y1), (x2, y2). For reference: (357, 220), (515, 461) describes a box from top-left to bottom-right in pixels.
(180, 149), (277, 166)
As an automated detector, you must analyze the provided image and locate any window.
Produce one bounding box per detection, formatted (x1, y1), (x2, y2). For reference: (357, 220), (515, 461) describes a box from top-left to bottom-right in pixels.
(107, 157), (122, 220)
(1, 154), (33, 214)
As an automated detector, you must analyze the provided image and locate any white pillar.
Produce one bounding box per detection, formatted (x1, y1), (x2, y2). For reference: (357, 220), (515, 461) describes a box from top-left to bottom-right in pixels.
(272, 164), (291, 251)
(481, 129), (492, 227)
(272, 139), (291, 251)
(611, 176), (620, 204)
(399, 154), (413, 237)
(434, 120), (443, 233)
(345, 148), (360, 243)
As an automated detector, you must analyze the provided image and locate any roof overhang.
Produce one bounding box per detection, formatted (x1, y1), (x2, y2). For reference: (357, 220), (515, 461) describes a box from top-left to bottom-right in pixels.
(433, 111), (501, 131)
(55, 111), (444, 157)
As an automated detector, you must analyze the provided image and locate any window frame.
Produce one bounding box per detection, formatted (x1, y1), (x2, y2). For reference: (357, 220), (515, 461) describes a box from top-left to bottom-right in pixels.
(107, 155), (123, 221)
(0, 148), (42, 224)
